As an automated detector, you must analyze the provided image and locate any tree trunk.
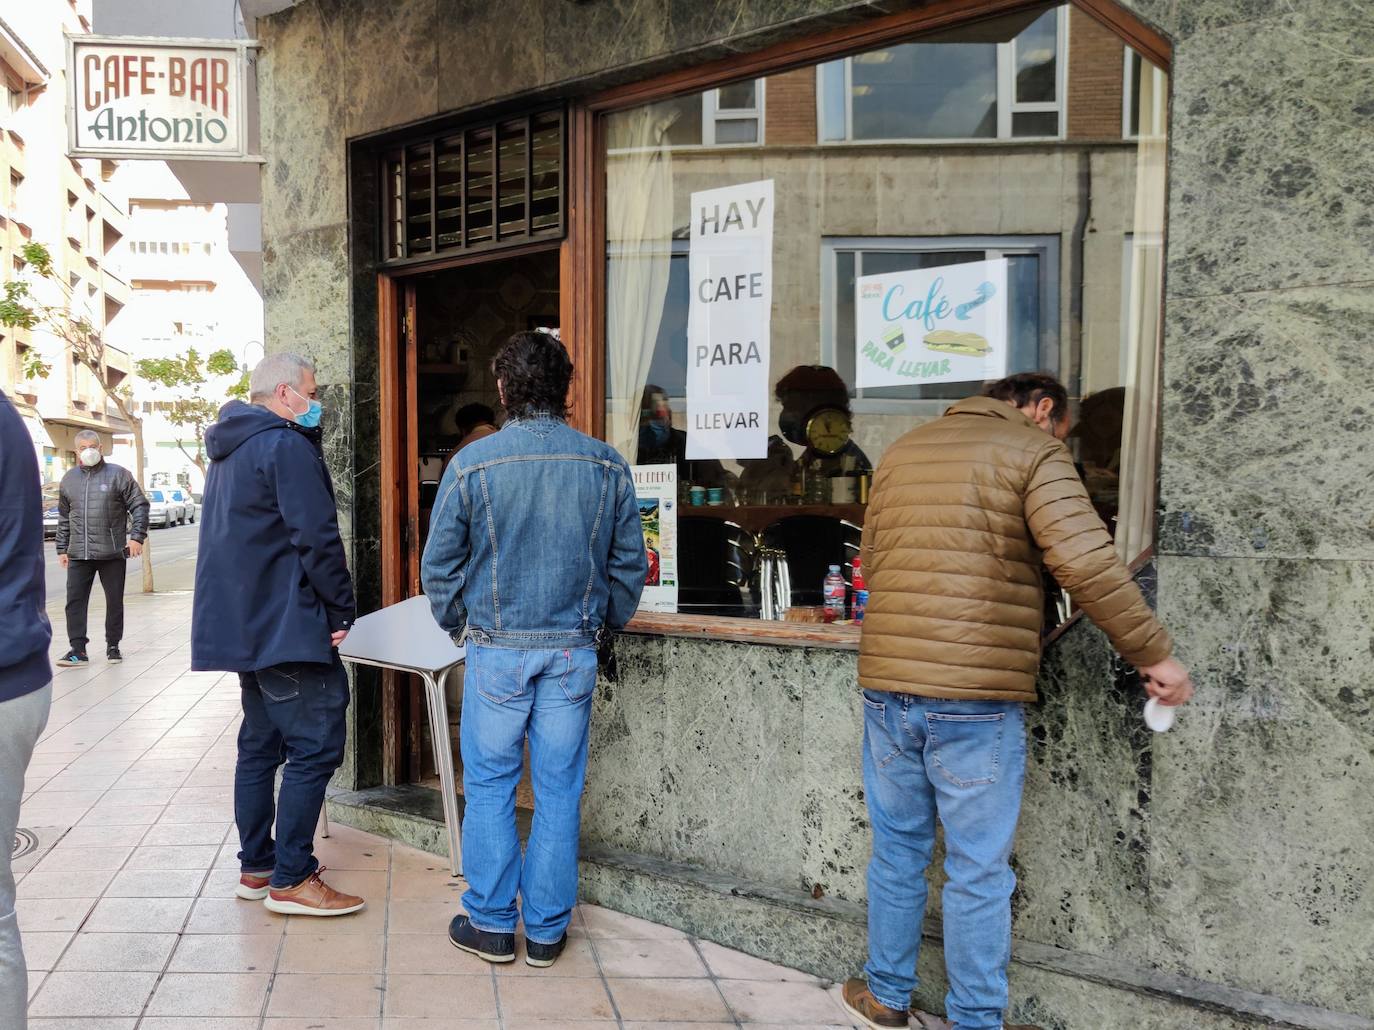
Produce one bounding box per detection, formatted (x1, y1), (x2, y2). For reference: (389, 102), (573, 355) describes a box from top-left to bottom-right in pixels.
(131, 419), (154, 593)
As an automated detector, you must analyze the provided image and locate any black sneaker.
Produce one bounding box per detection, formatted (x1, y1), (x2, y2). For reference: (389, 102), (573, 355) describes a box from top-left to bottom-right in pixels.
(57, 650), (89, 667)
(448, 914), (514, 964)
(525, 933), (567, 968)
(106, 647), (123, 664)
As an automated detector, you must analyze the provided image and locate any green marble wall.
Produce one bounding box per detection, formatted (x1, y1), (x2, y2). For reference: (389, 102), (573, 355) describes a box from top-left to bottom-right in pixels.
(255, 0), (1374, 1022)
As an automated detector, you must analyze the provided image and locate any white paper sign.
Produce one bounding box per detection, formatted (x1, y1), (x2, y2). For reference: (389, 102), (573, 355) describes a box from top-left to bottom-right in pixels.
(686, 180), (773, 460)
(632, 464), (678, 614)
(855, 258), (1010, 389)
(68, 37), (252, 160)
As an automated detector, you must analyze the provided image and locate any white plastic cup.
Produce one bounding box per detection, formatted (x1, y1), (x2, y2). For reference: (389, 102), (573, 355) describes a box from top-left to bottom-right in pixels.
(1144, 697), (1176, 733)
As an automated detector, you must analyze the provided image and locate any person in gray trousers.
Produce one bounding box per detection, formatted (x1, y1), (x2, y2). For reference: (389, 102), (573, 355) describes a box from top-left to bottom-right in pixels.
(0, 389), (54, 1028)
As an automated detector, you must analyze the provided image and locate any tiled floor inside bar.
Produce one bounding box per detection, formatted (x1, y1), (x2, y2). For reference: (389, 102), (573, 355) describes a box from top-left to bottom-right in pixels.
(18, 589), (859, 1028)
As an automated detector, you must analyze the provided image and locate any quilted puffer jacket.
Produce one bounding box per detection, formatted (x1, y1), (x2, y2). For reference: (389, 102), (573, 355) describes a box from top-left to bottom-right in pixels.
(858, 396), (1171, 702)
(56, 460), (149, 561)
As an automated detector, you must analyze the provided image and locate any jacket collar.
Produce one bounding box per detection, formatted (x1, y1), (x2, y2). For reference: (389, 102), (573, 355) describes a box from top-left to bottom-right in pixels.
(945, 395), (1039, 431)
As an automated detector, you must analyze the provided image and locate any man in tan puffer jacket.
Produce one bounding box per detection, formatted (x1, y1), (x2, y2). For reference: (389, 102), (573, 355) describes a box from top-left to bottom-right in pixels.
(842, 373), (1192, 1030)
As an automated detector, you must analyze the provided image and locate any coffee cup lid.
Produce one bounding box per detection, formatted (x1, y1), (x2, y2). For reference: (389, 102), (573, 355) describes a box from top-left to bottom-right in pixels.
(1143, 697), (1176, 733)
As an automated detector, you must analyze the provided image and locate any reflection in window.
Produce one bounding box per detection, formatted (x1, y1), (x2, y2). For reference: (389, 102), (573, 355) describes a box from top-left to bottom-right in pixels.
(605, 3), (1167, 627)
(819, 9), (1063, 142)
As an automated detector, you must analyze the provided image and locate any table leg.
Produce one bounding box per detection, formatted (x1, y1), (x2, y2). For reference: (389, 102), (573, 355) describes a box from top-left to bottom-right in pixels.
(421, 669), (463, 877)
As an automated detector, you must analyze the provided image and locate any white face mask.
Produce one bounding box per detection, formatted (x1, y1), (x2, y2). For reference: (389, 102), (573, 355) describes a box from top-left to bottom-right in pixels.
(79, 447), (102, 467)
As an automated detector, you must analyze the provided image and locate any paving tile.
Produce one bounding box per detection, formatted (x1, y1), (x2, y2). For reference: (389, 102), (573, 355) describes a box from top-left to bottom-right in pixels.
(56, 931), (178, 971)
(622, 1025), (737, 1030)
(105, 868), (207, 897)
(387, 897), (463, 934)
(29, 1019), (139, 1030)
(145, 971), (272, 1017)
(267, 972), (384, 1018)
(593, 937), (709, 978)
(387, 872), (464, 902)
(17, 869), (116, 899)
(140, 1020), (261, 1030)
(100, 787), (180, 806)
(283, 895), (385, 935)
(125, 844), (222, 870)
(271, 1020), (389, 1030)
(33, 846), (136, 873)
(185, 897), (285, 935)
(84, 896), (193, 933)
(384, 932), (493, 975)
(21, 930), (75, 972)
(381, 973), (496, 1019)
(502, 1021), (616, 1030)
(606, 977), (734, 1022)
(141, 820), (232, 846)
(14, 897), (97, 933)
(718, 978), (851, 1024)
(53, 824), (149, 848)
(493, 935), (601, 978)
(78, 803), (166, 826)
(168, 932), (282, 972)
(578, 904), (688, 940)
(278, 932), (386, 973)
(697, 939), (826, 983)
(27, 970), (159, 1017)
(495, 975), (617, 1020)
(158, 803), (229, 824)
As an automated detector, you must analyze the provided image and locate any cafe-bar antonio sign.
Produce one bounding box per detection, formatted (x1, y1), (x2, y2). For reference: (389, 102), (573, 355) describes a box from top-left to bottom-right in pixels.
(67, 36), (256, 161)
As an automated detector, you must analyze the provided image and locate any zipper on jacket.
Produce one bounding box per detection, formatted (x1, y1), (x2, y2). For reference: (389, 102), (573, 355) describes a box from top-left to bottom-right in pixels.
(82, 469), (91, 561)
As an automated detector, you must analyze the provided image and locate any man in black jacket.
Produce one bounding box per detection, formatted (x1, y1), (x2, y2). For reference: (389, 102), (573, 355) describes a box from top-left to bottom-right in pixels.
(192, 353), (363, 918)
(0, 389), (53, 1030)
(55, 429), (149, 666)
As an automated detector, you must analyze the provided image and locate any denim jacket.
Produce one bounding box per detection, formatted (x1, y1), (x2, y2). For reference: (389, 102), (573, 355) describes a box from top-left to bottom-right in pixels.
(421, 416), (648, 650)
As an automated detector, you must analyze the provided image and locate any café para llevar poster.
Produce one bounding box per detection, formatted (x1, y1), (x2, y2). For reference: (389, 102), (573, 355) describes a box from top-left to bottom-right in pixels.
(854, 258), (1009, 389)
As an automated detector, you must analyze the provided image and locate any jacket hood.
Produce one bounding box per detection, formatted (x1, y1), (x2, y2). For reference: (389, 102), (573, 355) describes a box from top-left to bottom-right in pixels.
(205, 400), (295, 461)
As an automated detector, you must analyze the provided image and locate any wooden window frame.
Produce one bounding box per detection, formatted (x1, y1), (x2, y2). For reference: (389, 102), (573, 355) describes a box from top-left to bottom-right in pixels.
(559, 0), (1169, 650)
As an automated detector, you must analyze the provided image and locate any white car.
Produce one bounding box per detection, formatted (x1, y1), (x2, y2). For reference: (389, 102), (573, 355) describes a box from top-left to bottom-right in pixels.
(146, 488), (187, 528)
(170, 488), (197, 523)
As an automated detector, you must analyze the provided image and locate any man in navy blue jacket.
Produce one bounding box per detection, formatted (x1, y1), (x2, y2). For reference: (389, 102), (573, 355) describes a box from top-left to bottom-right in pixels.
(192, 354), (363, 918)
(0, 389), (53, 1029)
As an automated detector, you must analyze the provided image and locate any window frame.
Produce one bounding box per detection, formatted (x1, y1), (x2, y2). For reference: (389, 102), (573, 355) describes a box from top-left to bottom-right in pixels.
(1122, 47), (1167, 140)
(815, 7), (1069, 145)
(819, 235), (1062, 416)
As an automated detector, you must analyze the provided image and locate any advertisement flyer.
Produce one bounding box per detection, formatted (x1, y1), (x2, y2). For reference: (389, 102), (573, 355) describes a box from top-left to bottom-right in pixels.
(686, 179), (774, 461)
(854, 258), (1010, 389)
(631, 464), (678, 613)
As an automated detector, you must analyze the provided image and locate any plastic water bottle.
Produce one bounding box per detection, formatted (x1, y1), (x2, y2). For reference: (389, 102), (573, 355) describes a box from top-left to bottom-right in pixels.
(823, 565), (847, 623)
(851, 558), (867, 624)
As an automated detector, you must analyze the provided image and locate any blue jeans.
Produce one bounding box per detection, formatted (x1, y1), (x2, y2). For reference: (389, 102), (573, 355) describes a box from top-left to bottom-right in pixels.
(460, 643), (597, 944)
(235, 656), (350, 888)
(861, 690), (1027, 1030)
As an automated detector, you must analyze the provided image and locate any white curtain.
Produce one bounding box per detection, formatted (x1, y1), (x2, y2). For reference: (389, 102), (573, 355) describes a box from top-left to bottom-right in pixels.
(605, 105), (676, 461)
(1116, 67), (1168, 563)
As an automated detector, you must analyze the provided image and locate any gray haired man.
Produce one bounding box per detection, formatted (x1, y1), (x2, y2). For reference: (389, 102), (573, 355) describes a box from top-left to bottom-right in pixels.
(55, 429), (149, 666)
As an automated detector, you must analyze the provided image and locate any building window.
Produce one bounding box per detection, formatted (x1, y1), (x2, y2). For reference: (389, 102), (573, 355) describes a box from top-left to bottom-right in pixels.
(817, 9), (1065, 142)
(601, 2), (1166, 630)
(1123, 49), (1167, 139)
(642, 80), (766, 148)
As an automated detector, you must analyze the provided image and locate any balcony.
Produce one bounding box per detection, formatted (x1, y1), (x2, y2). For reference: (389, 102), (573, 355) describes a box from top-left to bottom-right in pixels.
(103, 266), (131, 312)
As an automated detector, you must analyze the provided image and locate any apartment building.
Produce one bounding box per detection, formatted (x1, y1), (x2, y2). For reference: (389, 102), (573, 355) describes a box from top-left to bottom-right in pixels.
(0, 1), (131, 482)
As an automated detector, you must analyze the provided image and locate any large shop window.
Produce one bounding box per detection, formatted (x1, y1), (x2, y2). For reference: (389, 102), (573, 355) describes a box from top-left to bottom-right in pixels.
(603, 3), (1168, 634)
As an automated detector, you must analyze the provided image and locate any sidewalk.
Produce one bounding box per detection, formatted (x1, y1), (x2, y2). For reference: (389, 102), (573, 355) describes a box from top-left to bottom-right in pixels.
(18, 588), (860, 1029)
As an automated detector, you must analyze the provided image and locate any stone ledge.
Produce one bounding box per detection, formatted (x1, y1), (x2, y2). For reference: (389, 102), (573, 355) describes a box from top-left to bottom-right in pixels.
(327, 786), (1372, 1030)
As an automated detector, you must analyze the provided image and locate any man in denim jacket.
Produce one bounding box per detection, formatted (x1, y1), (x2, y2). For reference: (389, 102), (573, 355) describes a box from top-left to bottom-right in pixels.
(422, 331), (647, 969)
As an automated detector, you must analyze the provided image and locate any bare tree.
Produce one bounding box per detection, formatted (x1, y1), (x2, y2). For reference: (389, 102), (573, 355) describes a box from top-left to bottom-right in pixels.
(136, 347), (243, 474)
(1, 241), (155, 592)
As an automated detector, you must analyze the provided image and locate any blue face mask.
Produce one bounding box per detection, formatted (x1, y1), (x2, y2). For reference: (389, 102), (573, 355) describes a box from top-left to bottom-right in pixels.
(288, 386), (323, 429)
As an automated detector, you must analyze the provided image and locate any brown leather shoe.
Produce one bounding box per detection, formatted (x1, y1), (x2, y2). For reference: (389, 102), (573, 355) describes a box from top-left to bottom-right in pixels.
(264, 867), (365, 916)
(842, 977), (909, 1029)
(236, 870), (271, 901)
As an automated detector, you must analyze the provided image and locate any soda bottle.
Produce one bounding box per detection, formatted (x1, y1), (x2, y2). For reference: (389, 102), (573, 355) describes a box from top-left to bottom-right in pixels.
(823, 565), (846, 623)
(852, 558), (868, 623)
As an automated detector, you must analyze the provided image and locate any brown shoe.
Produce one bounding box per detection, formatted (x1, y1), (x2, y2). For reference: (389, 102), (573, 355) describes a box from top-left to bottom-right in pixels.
(842, 977), (909, 1029)
(236, 870), (271, 901)
(264, 867), (365, 916)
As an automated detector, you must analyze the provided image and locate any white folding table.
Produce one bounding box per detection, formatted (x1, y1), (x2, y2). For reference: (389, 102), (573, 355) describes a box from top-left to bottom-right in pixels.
(337, 594), (466, 876)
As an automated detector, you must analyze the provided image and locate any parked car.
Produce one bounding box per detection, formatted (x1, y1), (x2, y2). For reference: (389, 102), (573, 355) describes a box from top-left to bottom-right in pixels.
(170, 488), (197, 523)
(146, 488), (187, 528)
(42, 482), (61, 539)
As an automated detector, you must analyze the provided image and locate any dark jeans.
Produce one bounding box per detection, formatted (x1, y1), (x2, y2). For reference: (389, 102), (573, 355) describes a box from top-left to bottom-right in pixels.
(66, 557), (126, 652)
(235, 655), (349, 888)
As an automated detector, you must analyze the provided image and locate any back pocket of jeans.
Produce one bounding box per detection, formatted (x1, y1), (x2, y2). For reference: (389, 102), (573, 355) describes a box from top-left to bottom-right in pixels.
(926, 712), (1004, 788)
(473, 648), (526, 704)
(558, 647), (598, 704)
(258, 664), (302, 704)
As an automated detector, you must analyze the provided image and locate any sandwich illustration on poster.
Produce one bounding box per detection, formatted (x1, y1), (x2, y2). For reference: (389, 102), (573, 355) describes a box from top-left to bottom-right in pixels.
(854, 258), (1009, 389)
